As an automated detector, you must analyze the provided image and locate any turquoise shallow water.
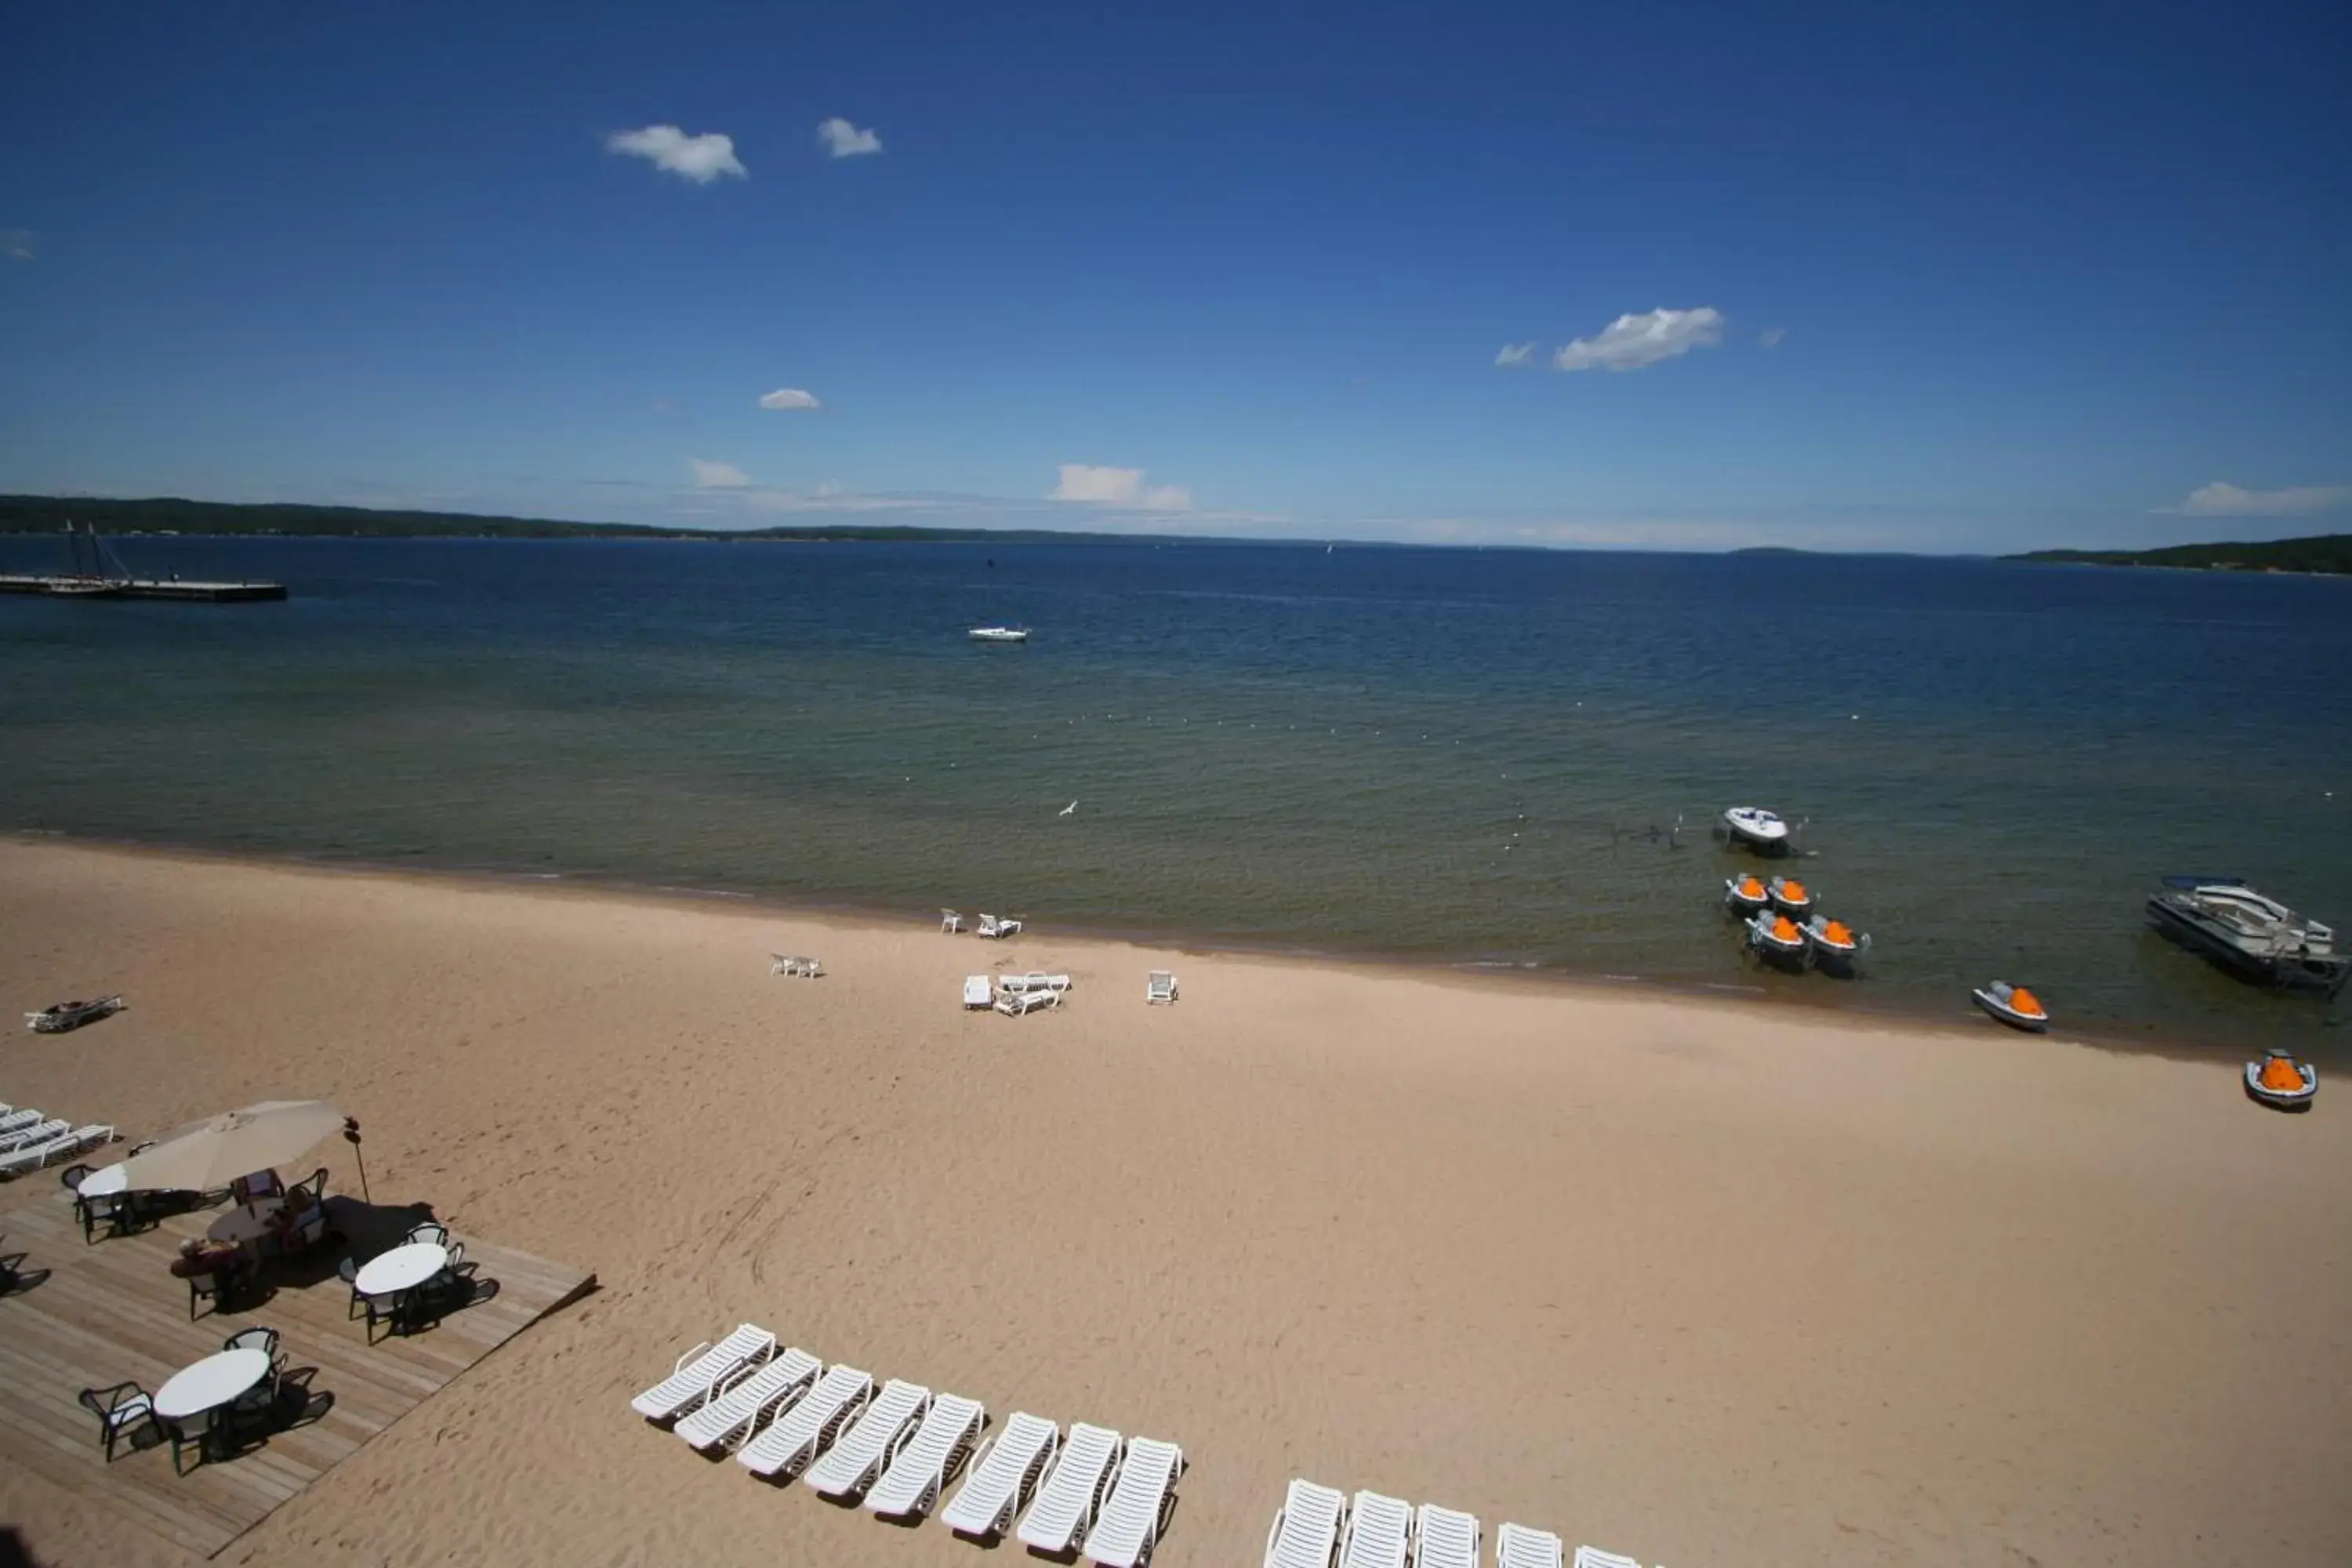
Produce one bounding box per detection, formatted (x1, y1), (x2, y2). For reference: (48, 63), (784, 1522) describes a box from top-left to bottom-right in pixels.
(3, 533), (2348, 1056)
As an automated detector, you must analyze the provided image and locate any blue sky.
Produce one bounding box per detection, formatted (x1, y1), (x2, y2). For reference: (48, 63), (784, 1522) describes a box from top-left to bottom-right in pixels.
(1, 1), (2347, 550)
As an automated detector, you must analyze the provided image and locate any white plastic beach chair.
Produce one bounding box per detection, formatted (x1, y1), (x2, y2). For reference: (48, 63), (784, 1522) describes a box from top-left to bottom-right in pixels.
(1146, 971), (1178, 1004)
(630, 1324), (776, 1421)
(995, 988), (1058, 1016)
(1043, 972), (1073, 993)
(737, 1363), (873, 1479)
(942, 909), (964, 934)
(807, 1377), (932, 1499)
(769, 953), (822, 977)
(0, 1118), (66, 1154)
(1018, 1421), (1123, 1553)
(942, 1410), (1059, 1538)
(999, 972), (1031, 993)
(977, 913), (1004, 938)
(1083, 1435), (1184, 1568)
(0, 1109), (39, 1136)
(1265, 1478), (1348, 1568)
(1572, 1549), (1642, 1568)
(1496, 1524), (1564, 1568)
(1339, 1489), (1413, 1568)
(1415, 1504), (1479, 1568)
(866, 1392), (985, 1519)
(964, 975), (994, 1009)
(673, 1347), (818, 1452)
(1, 1124), (107, 1177)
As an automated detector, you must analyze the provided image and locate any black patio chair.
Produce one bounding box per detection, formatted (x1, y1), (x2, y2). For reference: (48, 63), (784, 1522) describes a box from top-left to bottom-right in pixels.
(78, 1381), (158, 1462)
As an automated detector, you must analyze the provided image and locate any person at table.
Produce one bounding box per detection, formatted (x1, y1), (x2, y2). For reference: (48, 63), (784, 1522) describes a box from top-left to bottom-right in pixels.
(264, 1181), (326, 1254)
(170, 1236), (249, 1287)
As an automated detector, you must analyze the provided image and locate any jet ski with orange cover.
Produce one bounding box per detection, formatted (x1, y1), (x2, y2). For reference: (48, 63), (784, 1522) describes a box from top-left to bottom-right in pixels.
(1801, 914), (1870, 975)
(1766, 875), (1813, 917)
(1972, 980), (2049, 1032)
(1746, 910), (1810, 969)
(2244, 1049), (2316, 1111)
(1723, 873), (1770, 916)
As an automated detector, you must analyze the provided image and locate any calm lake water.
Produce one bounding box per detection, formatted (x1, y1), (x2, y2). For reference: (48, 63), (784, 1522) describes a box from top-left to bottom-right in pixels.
(5, 532), (2348, 1056)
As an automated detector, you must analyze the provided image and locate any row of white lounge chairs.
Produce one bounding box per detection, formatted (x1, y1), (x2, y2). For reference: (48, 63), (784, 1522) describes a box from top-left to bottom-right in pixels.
(941, 909), (1024, 938)
(1267, 1478), (1653, 1568)
(632, 1323), (1185, 1566)
(964, 971), (1072, 1015)
(0, 1105), (115, 1180)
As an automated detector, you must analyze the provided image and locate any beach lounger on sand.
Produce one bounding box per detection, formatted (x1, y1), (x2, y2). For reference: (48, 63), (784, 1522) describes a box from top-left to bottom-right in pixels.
(1414, 1504), (1479, 1568)
(942, 1410), (1059, 1537)
(1496, 1524), (1564, 1568)
(1264, 1478), (1348, 1568)
(1572, 1549), (1641, 1568)
(995, 989), (1059, 1016)
(737, 1363), (873, 1479)
(1146, 971), (1178, 1004)
(866, 1392), (985, 1519)
(1083, 1436), (1184, 1567)
(964, 975), (994, 1009)
(977, 913), (1023, 939)
(999, 972), (1030, 993)
(807, 1377), (932, 1499)
(631, 1324), (776, 1421)
(0, 1109), (41, 1136)
(1339, 1489), (1413, 1568)
(674, 1347), (819, 1452)
(942, 909), (964, 934)
(1018, 1421), (1123, 1554)
(769, 953), (823, 977)
(2, 1125), (111, 1178)
(0, 1119), (67, 1154)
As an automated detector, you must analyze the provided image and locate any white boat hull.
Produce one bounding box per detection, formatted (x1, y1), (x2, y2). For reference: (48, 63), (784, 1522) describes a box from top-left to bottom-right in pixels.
(2244, 1062), (2317, 1109)
(1973, 988), (2048, 1032)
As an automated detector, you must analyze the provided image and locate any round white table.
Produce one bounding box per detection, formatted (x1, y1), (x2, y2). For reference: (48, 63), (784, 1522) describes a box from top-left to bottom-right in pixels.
(206, 1198), (286, 1245)
(354, 1241), (448, 1298)
(154, 1348), (271, 1421)
(76, 1163), (129, 1199)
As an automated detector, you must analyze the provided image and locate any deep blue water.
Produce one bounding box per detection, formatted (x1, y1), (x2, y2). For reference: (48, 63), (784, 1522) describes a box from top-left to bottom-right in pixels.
(4, 532), (2347, 1054)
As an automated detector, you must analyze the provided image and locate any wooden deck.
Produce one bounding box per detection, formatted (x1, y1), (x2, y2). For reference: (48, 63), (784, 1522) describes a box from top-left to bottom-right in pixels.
(0, 1190), (592, 1559)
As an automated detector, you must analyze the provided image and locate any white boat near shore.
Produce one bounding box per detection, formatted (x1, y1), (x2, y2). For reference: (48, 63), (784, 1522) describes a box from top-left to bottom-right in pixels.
(1722, 806), (1792, 854)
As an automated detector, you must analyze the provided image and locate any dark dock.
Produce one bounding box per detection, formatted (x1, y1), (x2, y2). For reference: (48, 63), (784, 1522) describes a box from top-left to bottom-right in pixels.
(0, 573), (287, 602)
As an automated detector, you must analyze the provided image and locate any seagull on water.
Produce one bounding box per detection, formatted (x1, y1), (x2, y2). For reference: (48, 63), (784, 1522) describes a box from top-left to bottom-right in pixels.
(1058, 800), (1078, 817)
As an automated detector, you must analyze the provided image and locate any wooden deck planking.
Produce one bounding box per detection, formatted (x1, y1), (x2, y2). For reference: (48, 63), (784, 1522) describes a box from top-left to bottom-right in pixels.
(0, 1189), (593, 1558)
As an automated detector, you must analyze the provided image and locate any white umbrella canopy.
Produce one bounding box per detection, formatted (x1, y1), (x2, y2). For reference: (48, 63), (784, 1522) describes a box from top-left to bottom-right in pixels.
(114, 1099), (346, 1192)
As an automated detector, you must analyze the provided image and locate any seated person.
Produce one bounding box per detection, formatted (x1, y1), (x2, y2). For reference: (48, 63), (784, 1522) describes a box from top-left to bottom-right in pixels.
(169, 1236), (246, 1281)
(264, 1183), (325, 1254)
(230, 1169), (284, 1206)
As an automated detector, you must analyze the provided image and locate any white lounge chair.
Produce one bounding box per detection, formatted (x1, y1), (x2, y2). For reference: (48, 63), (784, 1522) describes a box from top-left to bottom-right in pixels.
(1415, 1504), (1479, 1568)
(673, 1347), (818, 1452)
(1042, 972), (1073, 993)
(769, 953), (823, 977)
(978, 913), (1024, 939)
(807, 1377), (932, 1499)
(0, 1109), (41, 1136)
(1146, 971), (1178, 1004)
(2, 1125), (109, 1178)
(1083, 1435), (1183, 1567)
(1339, 1489), (1413, 1568)
(1497, 1523), (1565, 1568)
(0, 1118), (66, 1154)
(1265, 1479), (1348, 1568)
(995, 989), (1059, 1016)
(1018, 1421), (1122, 1553)
(631, 1324), (776, 1421)
(942, 1410), (1059, 1538)
(1572, 1549), (1641, 1568)
(964, 975), (994, 1009)
(866, 1392), (985, 1519)
(942, 909), (964, 934)
(999, 972), (1031, 993)
(737, 1363), (873, 1479)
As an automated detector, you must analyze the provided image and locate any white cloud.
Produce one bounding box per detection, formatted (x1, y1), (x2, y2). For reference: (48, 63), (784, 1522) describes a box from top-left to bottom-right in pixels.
(817, 118), (883, 158)
(1051, 464), (1192, 511)
(1759, 326), (1787, 348)
(1495, 342), (1537, 367)
(757, 387), (821, 411)
(689, 458), (751, 488)
(1553, 307), (1725, 372)
(1, 228), (32, 261)
(606, 125), (746, 183)
(2162, 481), (2352, 517)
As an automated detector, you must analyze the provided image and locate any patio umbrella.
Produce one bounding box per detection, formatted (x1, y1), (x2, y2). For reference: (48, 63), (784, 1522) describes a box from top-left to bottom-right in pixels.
(114, 1099), (346, 1192)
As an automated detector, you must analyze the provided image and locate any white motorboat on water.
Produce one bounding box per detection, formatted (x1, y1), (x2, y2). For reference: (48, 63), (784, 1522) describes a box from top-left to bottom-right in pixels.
(968, 626), (1030, 643)
(1766, 875), (1813, 917)
(1721, 806), (1791, 854)
(2145, 876), (2348, 994)
(2245, 1049), (2317, 1110)
(1745, 911), (1809, 969)
(1972, 980), (2049, 1032)
(1801, 915), (1870, 975)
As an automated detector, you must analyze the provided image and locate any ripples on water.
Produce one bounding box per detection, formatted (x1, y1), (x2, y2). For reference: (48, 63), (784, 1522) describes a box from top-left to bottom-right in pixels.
(3, 534), (2347, 1056)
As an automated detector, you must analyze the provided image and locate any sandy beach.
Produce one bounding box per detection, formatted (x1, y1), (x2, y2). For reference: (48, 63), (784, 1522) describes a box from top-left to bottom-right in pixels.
(2, 836), (2347, 1567)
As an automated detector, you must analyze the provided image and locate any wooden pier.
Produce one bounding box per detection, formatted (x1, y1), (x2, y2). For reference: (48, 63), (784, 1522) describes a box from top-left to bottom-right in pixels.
(0, 1191), (592, 1558)
(0, 574), (287, 602)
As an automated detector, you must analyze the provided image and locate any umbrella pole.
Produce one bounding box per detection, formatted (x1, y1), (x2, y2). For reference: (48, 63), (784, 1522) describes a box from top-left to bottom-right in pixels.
(342, 1118), (372, 1204)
